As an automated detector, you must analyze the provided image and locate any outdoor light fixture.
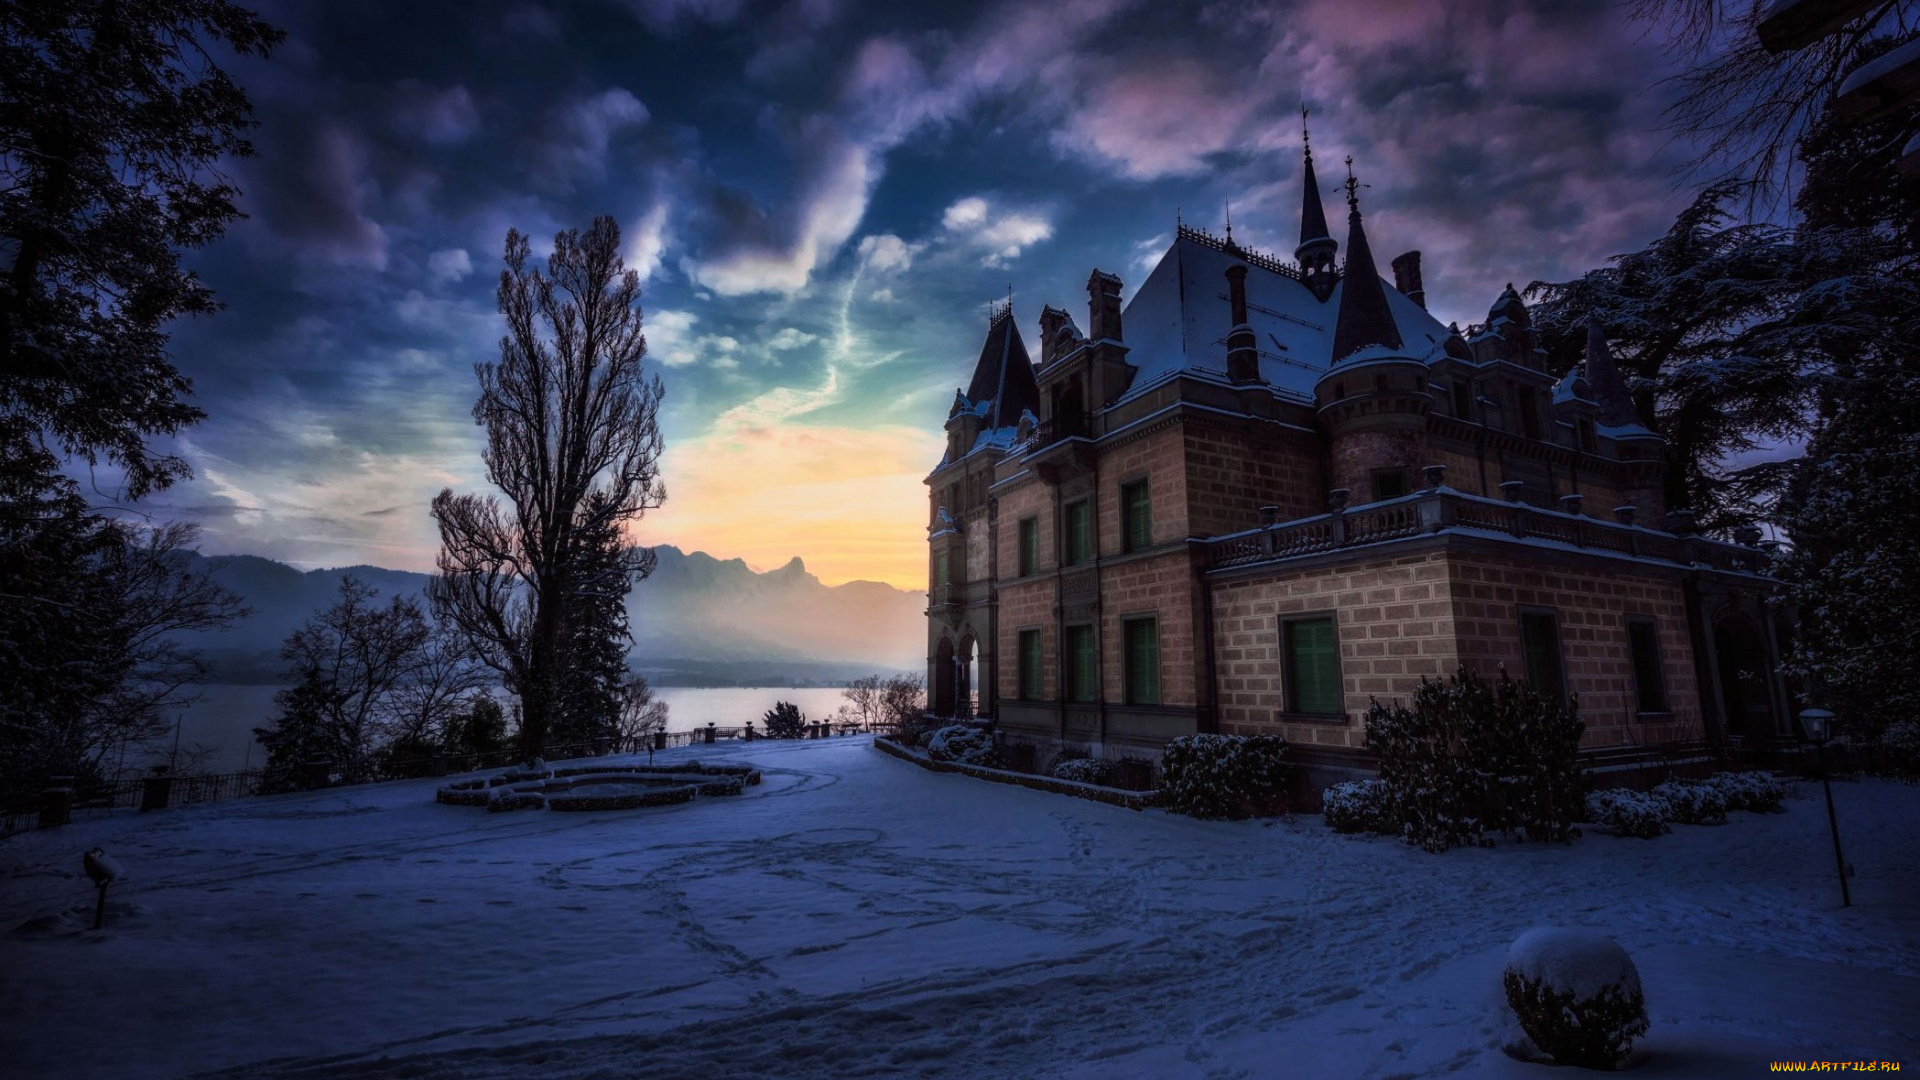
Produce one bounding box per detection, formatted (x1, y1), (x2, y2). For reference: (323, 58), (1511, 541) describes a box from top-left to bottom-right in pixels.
(1799, 708), (1851, 908)
(82, 847), (125, 930)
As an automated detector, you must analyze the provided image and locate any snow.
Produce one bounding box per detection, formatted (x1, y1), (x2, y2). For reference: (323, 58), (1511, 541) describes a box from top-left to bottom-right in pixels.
(1504, 927), (1641, 1000)
(3, 738), (1917, 1078)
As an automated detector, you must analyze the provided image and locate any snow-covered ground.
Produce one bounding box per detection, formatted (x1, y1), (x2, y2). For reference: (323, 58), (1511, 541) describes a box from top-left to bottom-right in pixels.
(2, 738), (1915, 1079)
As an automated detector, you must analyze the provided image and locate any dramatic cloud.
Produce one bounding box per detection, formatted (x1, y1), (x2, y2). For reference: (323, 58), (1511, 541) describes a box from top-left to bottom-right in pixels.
(941, 195), (1054, 267)
(427, 248), (472, 282)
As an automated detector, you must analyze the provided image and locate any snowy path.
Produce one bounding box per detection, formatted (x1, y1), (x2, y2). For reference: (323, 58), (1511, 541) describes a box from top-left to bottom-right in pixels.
(2, 738), (1915, 1078)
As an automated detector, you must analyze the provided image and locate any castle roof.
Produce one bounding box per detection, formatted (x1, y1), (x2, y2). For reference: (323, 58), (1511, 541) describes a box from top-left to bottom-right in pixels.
(1118, 227), (1447, 403)
(963, 306), (1040, 431)
(1329, 193), (1404, 362)
(1298, 149), (1333, 251)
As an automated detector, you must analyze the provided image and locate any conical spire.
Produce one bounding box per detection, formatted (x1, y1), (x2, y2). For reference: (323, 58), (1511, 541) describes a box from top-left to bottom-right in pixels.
(964, 305), (1040, 430)
(1583, 317), (1635, 429)
(1330, 159), (1403, 362)
(1298, 111), (1333, 250)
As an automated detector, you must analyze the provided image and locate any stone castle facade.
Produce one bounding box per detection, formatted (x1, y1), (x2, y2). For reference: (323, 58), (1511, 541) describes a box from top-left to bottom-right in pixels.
(924, 142), (1789, 780)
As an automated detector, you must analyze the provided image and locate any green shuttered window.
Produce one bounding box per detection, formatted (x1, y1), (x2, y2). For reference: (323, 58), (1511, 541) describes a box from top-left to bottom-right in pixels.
(1285, 616), (1342, 716)
(1124, 618), (1159, 704)
(1066, 625), (1097, 702)
(1520, 611), (1564, 702)
(1018, 517), (1038, 576)
(1064, 500), (1092, 565)
(1627, 619), (1665, 713)
(1019, 629), (1044, 700)
(1121, 480), (1151, 552)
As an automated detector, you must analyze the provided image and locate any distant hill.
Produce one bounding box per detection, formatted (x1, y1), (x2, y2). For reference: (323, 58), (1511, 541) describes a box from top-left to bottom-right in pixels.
(185, 546), (926, 686)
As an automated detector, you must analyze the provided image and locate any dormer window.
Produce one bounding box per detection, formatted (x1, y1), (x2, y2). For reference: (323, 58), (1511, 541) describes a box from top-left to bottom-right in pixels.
(1578, 418), (1598, 454)
(1452, 380), (1473, 419)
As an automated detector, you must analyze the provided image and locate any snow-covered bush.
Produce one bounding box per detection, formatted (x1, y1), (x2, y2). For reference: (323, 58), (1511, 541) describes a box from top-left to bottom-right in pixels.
(1871, 720), (1920, 782)
(1159, 734), (1297, 819)
(1502, 928), (1649, 1070)
(1048, 757), (1116, 786)
(1703, 771), (1786, 813)
(926, 725), (996, 766)
(1584, 788), (1671, 838)
(1365, 666), (1586, 852)
(1651, 779), (1728, 825)
(1322, 779), (1393, 834)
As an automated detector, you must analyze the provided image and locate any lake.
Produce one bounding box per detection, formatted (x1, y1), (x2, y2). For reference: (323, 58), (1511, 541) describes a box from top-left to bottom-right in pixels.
(157, 684), (863, 774)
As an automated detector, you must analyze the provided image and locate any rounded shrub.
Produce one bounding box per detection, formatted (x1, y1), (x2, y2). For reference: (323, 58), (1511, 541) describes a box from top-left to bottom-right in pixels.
(926, 725), (996, 766)
(1322, 779), (1393, 834)
(1872, 720), (1920, 782)
(1048, 757), (1116, 786)
(1650, 780), (1728, 825)
(1503, 927), (1649, 1070)
(1584, 788), (1671, 838)
(1703, 771), (1785, 813)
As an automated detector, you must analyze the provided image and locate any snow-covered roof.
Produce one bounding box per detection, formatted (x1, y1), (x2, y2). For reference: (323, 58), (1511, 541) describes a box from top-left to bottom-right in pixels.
(1118, 230), (1449, 404)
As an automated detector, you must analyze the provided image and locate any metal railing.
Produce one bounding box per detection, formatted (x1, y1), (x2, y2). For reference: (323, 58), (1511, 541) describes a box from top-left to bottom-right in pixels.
(1208, 488), (1773, 575)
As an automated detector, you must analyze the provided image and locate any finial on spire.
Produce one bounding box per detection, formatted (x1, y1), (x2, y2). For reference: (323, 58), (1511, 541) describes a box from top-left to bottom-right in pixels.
(1344, 155), (1361, 211)
(1301, 105), (1312, 161)
(1224, 199), (1234, 244)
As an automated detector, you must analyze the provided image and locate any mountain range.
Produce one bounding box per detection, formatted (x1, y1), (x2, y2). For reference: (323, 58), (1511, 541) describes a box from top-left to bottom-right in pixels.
(186, 546), (927, 686)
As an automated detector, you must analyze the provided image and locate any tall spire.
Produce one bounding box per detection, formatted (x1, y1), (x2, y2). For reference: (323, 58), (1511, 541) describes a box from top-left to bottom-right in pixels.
(1583, 317), (1636, 429)
(1297, 108), (1333, 250)
(1329, 157), (1403, 363)
(1295, 108), (1339, 300)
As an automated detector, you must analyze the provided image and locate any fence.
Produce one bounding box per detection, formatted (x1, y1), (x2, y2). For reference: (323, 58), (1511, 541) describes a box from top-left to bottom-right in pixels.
(1, 719), (892, 840)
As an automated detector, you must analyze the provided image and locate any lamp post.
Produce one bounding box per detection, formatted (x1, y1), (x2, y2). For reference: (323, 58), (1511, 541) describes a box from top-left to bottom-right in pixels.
(1799, 708), (1850, 908)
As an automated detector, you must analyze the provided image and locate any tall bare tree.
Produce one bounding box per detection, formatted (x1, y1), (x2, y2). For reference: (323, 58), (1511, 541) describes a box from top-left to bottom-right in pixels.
(431, 217), (664, 761)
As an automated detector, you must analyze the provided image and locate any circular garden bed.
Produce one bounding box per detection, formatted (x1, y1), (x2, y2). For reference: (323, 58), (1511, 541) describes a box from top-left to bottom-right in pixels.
(437, 760), (762, 813)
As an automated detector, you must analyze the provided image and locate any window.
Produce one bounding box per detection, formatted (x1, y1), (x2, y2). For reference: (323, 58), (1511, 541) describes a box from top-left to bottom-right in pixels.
(1520, 609), (1565, 703)
(1520, 389), (1541, 439)
(1066, 625), (1097, 702)
(934, 550), (949, 587)
(1375, 374), (1390, 393)
(1372, 470), (1407, 501)
(1124, 617), (1160, 704)
(1121, 480), (1151, 552)
(1284, 616), (1342, 716)
(1452, 380), (1473, 419)
(1019, 629), (1045, 700)
(1627, 619), (1667, 713)
(1064, 499), (1092, 565)
(1577, 418), (1597, 453)
(1018, 517), (1039, 576)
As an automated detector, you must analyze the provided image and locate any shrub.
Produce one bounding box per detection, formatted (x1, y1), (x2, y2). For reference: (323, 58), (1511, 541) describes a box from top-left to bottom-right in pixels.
(1704, 771), (1785, 813)
(1871, 720), (1920, 782)
(1048, 757), (1116, 786)
(1584, 788), (1671, 838)
(1503, 928), (1649, 1070)
(1322, 779), (1394, 834)
(1365, 666), (1586, 852)
(762, 701), (807, 739)
(1651, 780), (1728, 825)
(1159, 734), (1297, 820)
(926, 725), (996, 766)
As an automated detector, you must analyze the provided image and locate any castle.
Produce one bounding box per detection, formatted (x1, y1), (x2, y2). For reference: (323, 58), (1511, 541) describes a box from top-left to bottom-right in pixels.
(924, 137), (1788, 783)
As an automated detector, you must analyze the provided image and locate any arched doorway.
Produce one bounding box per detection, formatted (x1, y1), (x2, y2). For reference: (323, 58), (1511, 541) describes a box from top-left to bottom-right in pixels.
(932, 637), (956, 718)
(1712, 612), (1775, 739)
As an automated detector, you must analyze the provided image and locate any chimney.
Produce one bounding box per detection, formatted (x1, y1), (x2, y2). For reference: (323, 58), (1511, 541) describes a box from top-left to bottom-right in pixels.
(1225, 264), (1261, 385)
(1038, 306), (1069, 366)
(1087, 270), (1123, 343)
(1391, 251), (1425, 309)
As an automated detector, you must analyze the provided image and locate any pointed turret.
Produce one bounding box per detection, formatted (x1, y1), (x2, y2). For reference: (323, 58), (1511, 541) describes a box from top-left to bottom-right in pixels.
(1329, 161), (1402, 363)
(1295, 110), (1339, 301)
(962, 304), (1040, 431)
(1583, 318), (1637, 430)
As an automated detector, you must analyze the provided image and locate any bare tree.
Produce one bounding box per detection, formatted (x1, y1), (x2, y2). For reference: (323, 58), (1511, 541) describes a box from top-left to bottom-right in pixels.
(431, 217), (665, 761)
(1631, 0), (1916, 200)
(384, 618), (491, 753)
(614, 673), (669, 748)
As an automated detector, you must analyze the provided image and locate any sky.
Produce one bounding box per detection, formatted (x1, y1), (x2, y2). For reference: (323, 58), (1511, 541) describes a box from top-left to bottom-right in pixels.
(131, 0), (1709, 590)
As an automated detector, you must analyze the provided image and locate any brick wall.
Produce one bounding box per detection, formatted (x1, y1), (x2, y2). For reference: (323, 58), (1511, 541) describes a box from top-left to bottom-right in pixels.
(1095, 425), (1188, 553)
(1446, 551), (1700, 746)
(1183, 426), (1321, 537)
(997, 577), (1056, 702)
(1210, 550), (1458, 748)
(1329, 427), (1429, 499)
(997, 478), (1053, 578)
(1099, 552), (1199, 707)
